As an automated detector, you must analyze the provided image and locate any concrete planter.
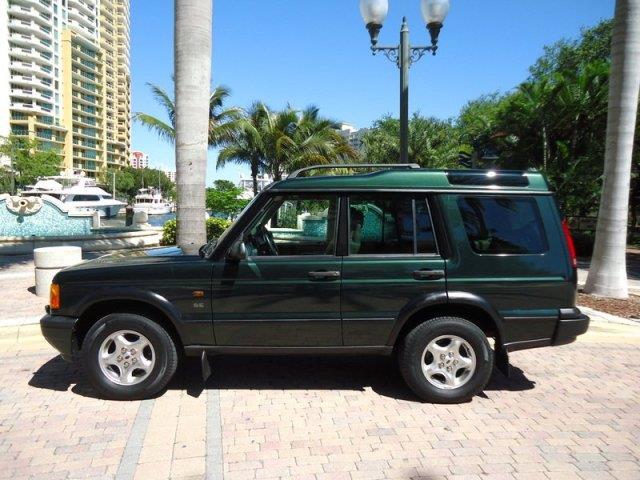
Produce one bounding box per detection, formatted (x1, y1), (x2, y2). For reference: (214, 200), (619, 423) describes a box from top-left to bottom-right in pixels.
(33, 246), (83, 297)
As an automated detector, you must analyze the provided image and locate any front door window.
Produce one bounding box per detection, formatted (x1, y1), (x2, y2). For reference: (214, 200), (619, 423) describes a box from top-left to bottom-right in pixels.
(244, 195), (339, 257)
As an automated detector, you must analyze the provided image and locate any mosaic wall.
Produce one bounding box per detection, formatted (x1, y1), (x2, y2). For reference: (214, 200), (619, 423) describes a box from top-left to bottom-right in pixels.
(0, 196), (93, 237)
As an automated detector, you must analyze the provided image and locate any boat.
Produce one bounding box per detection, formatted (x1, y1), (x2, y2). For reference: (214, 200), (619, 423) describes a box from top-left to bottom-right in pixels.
(133, 188), (173, 215)
(22, 175), (125, 218)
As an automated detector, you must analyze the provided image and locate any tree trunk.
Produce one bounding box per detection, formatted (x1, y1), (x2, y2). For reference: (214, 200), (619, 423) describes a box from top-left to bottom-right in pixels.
(174, 0), (212, 254)
(251, 161), (258, 197)
(584, 0), (640, 298)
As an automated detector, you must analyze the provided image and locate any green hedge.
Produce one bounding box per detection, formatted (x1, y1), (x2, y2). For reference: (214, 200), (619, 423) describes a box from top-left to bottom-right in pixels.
(160, 217), (232, 246)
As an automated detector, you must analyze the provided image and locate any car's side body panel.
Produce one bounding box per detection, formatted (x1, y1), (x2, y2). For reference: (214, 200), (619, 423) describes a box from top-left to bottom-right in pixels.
(438, 193), (576, 346)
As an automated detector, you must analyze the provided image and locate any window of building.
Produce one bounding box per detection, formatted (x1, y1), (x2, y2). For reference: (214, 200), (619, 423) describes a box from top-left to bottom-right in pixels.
(457, 196), (547, 254)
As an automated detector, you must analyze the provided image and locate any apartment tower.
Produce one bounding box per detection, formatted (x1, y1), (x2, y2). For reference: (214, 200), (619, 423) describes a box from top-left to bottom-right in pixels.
(2, 0), (131, 176)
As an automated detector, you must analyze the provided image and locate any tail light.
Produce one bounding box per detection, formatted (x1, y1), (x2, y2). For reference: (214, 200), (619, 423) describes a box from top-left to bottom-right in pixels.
(50, 283), (60, 310)
(561, 219), (577, 269)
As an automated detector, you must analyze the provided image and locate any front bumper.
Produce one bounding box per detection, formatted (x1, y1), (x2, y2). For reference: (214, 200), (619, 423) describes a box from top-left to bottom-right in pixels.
(552, 308), (590, 346)
(40, 314), (78, 362)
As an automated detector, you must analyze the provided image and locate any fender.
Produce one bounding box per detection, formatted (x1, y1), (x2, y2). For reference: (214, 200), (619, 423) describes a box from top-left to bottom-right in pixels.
(386, 291), (448, 345)
(446, 291), (506, 343)
(386, 290), (505, 347)
(74, 287), (184, 335)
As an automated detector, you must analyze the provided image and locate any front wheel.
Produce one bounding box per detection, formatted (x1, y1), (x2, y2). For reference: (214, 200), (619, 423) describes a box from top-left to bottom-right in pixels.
(398, 316), (494, 403)
(82, 313), (178, 400)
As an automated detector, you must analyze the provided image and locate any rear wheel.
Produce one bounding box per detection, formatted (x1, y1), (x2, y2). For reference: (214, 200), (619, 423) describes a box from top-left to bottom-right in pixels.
(82, 313), (178, 400)
(398, 316), (494, 403)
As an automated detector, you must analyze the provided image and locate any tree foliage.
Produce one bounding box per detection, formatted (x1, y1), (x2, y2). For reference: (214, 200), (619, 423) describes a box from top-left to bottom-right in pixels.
(205, 180), (249, 217)
(161, 217), (231, 246)
(454, 19), (628, 217)
(362, 115), (461, 168)
(0, 136), (62, 190)
(218, 103), (358, 185)
(102, 167), (175, 203)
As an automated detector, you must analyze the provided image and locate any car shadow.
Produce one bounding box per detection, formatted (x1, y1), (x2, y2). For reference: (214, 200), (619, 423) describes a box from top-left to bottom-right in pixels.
(29, 354), (535, 402)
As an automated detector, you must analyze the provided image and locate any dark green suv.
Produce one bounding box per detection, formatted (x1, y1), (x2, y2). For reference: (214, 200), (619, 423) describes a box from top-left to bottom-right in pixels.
(40, 165), (589, 403)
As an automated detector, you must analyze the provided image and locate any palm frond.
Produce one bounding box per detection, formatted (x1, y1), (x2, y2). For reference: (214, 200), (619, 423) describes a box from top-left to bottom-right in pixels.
(146, 83), (175, 127)
(132, 112), (175, 144)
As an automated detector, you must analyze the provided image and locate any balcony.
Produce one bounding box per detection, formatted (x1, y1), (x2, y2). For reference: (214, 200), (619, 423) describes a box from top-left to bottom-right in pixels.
(39, 142), (63, 153)
(73, 92), (97, 107)
(69, 0), (96, 17)
(74, 43), (98, 60)
(72, 69), (98, 83)
(35, 116), (65, 130)
(10, 88), (33, 98)
(11, 112), (29, 121)
(73, 115), (98, 127)
(36, 131), (65, 143)
(11, 127), (30, 136)
(73, 149), (99, 160)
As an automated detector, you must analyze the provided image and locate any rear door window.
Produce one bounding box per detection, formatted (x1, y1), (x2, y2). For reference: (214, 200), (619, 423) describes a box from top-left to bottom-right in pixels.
(457, 196), (547, 254)
(348, 195), (438, 255)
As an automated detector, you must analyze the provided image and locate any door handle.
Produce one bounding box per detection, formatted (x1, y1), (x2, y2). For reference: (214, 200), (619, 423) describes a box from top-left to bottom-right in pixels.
(308, 270), (341, 281)
(413, 269), (445, 281)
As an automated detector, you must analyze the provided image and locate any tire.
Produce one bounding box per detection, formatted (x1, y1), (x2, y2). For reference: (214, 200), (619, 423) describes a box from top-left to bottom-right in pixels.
(82, 313), (178, 400)
(398, 316), (494, 403)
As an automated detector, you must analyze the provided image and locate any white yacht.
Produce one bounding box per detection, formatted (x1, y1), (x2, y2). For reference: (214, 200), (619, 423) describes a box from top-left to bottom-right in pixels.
(133, 188), (173, 215)
(22, 175), (125, 218)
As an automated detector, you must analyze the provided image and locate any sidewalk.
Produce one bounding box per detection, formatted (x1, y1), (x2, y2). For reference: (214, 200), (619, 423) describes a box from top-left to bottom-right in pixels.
(0, 255), (48, 326)
(1, 318), (639, 480)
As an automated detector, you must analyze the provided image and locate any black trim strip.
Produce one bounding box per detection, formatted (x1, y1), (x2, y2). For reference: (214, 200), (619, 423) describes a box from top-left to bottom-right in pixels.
(503, 338), (552, 352)
(184, 346), (393, 356)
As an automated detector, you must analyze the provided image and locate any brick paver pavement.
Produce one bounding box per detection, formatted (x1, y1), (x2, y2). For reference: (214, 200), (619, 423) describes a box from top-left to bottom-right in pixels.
(0, 321), (639, 480)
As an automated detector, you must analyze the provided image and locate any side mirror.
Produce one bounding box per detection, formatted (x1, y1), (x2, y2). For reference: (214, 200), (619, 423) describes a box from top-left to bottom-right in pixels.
(226, 240), (247, 262)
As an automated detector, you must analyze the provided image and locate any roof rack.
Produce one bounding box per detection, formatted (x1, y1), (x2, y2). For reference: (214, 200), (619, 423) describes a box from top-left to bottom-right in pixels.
(288, 163), (421, 179)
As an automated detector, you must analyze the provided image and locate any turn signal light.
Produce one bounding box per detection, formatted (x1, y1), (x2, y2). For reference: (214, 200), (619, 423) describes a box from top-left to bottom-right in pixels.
(50, 283), (60, 310)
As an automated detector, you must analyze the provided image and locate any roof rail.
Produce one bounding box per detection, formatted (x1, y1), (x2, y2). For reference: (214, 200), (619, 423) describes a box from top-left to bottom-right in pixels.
(288, 163), (421, 179)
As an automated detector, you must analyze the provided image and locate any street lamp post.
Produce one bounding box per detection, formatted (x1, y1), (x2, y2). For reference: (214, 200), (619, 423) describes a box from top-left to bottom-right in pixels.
(360, 0), (450, 163)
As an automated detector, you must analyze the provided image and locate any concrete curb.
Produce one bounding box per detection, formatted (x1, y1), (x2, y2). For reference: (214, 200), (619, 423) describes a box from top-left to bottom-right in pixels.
(578, 305), (640, 327)
(0, 317), (42, 327)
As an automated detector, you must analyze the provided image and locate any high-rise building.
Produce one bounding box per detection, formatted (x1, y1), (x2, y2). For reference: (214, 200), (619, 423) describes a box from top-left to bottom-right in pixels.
(1, 0), (131, 177)
(163, 168), (175, 183)
(337, 123), (368, 152)
(129, 149), (148, 169)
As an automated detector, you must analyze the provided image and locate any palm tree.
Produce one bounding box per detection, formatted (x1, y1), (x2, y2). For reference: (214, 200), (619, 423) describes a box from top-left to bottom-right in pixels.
(217, 102), (269, 196)
(174, 0), (212, 254)
(585, 0), (640, 299)
(262, 106), (358, 181)
(133, 83), (240, 147)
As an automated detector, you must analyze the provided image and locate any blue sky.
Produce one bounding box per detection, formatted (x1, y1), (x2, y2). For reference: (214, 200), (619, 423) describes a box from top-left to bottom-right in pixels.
(130, 0), (615, 185)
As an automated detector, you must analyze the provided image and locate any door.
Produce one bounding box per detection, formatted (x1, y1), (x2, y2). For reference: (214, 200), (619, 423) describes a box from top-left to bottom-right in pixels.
(341, 194), (447, 346)
(211, 193), (342, 346)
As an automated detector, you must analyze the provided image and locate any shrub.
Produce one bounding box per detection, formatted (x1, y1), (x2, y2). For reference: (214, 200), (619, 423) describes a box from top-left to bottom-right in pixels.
(160, 217), (232, 246)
